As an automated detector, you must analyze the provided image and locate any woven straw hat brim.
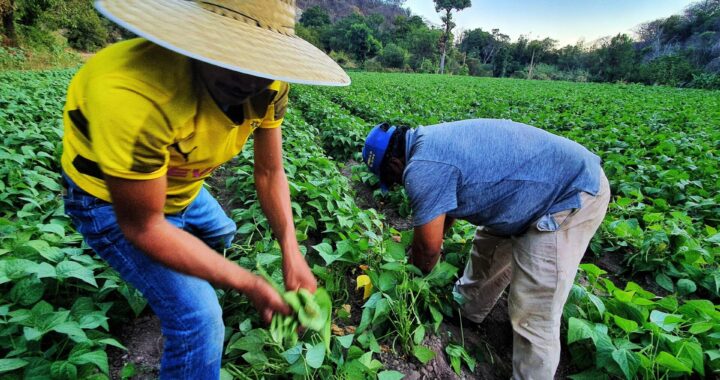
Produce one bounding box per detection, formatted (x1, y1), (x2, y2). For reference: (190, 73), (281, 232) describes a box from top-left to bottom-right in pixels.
(96, 0), (350, 86)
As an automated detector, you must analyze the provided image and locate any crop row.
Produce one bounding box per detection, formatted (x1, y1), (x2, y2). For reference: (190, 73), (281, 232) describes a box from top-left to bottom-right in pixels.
(290, 73), (720, 378)
(1, 69), (719, 379)
(0, 70), (145, 378)
(310, 73), (720, 301)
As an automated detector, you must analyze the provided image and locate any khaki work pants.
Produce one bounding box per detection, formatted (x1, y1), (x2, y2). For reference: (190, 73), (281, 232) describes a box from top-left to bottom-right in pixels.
(454, 172), (610, 379)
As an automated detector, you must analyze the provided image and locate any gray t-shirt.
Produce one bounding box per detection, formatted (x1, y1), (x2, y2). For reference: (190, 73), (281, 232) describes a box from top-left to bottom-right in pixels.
(402, 119), (601, 236)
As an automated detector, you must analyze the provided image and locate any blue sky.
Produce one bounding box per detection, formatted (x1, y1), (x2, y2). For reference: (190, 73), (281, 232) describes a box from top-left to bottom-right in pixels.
(404, 0), (696, 46)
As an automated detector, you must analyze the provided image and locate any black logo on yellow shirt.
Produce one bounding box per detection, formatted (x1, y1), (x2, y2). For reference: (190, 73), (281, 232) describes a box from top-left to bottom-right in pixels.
(170, 142), (197, 162)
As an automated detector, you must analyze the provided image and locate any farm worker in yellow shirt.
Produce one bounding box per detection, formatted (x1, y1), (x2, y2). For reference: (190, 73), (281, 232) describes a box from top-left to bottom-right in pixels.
(60, 1), (349, 378)
(363, 120), (610, 379)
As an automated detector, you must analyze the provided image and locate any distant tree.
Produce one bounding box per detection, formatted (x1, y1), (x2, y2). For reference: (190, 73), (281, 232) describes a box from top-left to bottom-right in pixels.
(433, 0), (471, 74)
(0, 0), (15, 45)
(345, 22), (381, 62)
(594, 34), (638, 81)
(296, 23), (323, 49)
(406, 26), (442, 68)
(300, 6), (330, 28)
(380, 42), (408, 68)
(556, 41), (587, 71)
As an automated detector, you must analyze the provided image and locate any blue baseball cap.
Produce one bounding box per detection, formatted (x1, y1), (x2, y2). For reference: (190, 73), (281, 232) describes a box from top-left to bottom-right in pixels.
(362, 122), (396, 192)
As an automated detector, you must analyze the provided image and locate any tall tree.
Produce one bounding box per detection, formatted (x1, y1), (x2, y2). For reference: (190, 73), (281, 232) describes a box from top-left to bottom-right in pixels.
(433, 0), (471, 74)
(0, 0), (15, 46)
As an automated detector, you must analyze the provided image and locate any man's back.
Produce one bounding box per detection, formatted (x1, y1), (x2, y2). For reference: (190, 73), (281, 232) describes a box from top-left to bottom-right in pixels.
(403, 119), (601, 235)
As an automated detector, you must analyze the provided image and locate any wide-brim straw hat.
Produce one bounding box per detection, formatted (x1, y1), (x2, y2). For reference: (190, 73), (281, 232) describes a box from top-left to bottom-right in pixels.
(95, 0), (350, 86)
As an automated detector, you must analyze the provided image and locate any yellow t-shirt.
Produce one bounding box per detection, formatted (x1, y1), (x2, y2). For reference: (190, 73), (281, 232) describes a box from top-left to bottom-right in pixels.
(61, 38), (289, 213)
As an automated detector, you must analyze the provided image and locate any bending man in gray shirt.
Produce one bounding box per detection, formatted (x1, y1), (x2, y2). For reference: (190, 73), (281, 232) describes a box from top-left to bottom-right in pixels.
(362, 119), (610, 379)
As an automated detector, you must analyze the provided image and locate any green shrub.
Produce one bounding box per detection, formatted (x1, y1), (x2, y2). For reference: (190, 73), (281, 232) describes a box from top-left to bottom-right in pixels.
(417, 58), (436, 74)
(690, 72), (720, 89)
(65, 12), (108, 52)
(328, 50), (357, 69)
(363, 57), (383, 72)
(0, 47), (27, 69)
(638, 55), (697, 86)
(379, 43), (408, 69)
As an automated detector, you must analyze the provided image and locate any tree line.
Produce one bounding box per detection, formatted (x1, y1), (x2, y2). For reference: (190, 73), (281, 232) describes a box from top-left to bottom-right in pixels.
(296, 0), (720, 89)
(1, 0), (719, 89)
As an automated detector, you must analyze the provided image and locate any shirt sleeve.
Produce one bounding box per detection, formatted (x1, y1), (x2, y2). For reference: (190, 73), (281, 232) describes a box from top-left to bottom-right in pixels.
(84, 76), (173, 180)
(260, 82), (289, 129)
(403, 160), (461, 227)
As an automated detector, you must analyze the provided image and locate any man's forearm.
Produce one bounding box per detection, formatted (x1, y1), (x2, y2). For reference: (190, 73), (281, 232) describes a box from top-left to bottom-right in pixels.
(254, 168), (300, 257)
(410, 240), (442, 273)
(122, 219), (256, 291)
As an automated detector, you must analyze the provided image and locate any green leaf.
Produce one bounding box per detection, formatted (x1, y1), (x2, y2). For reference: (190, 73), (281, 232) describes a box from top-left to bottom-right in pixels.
(30, 262), (56, 279)
(53, 321), (88, 342)
(0, 358), (29, 373)
(98, 338), (127, 351)
(373, 298), (390, 323)
(24, 326), (44, 341)
(313, 242), (341, 265)
(676, 341), (704, 376)
(611, 349), (640, 380)
(413, 325), (426, 346)
(281, 344), (303, 365)
(655, 351), (692, 374)
(649, 310), (683, 332)
(384, 241), (406, 261)
(50, 361), (77, 380)
(56, 260), (97, 287)
(377, 370), (405, 380)
(305, 342), (326, 369)
(655, 273), (674, 292)
(227, 330), (265, 352)
(413, 345), (436, 364)
(242, 350), (268, 367)
(39, 223), (66, 237)
(70, 349), (108, 374)
(676, 279), (697, 296)
(705, 233), (720, 244)
(613, 314), (639, 334)
(689, 322), (713, 335)
(706, 349), (720, 361)
(587, 293), (606, 317)
(10, 276), (45, 306)
(579, 263), (607, 278)
(568, 317), (595, 344)
(378, 272), (398, 293)
(336, 334), (354, 349)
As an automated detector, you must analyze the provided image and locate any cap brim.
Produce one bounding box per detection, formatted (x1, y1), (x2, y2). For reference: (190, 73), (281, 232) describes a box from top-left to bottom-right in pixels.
(96, 0), (350, 86)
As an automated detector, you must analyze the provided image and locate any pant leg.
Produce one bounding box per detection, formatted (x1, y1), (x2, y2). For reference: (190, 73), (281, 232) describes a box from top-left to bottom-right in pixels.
(454, 226), (513, 323)
(173, 186), (237, 251)
(63, 177), (225, 380)
(509, 172), (610, 380)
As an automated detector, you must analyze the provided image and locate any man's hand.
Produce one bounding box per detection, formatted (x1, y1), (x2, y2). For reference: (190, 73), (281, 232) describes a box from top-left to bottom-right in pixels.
(410, 214), (446, 273)
(283, 251), (318, 292)
(246, 275), (292, 323)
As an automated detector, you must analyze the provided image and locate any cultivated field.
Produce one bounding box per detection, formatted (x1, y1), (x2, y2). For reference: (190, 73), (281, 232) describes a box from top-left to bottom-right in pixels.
(1, 71), (719, 379)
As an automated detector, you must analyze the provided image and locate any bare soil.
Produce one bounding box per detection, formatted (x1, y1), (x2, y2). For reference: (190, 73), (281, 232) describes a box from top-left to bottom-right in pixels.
(107, 314), (163, 379)
(339, 159), (412, 230)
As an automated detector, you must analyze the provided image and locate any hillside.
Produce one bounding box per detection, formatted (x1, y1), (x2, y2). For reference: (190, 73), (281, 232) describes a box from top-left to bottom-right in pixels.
(297, 0), (410, 23)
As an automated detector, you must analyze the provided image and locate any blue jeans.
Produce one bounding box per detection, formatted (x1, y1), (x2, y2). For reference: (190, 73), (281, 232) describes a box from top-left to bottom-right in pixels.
(62, 174), (236, 380)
